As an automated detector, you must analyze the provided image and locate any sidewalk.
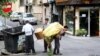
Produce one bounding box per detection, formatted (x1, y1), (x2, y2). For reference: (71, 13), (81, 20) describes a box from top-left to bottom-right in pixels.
(66, 34), (100, 40)
(66, 34), (91, 39)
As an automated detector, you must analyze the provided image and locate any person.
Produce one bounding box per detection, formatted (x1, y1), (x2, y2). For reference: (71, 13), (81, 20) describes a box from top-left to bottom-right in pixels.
(43, 18), (49, 29)
(43, 18), (49, 53)
(22, 20), (36, 55)
(53, 26), (68, 55)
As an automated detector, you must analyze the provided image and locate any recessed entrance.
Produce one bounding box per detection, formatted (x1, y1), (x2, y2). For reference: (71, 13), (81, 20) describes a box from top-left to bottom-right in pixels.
(79, 8), (99, 36)
(90, 9), (99, 36)
(80, 10), (88, 36)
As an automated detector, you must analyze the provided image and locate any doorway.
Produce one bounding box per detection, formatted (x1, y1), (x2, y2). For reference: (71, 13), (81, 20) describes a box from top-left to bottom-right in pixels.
(80, 10), (88, 35)
(79, 8), (99, 36)
(25, 6), (32, 13)
(90, 9), (99, 36)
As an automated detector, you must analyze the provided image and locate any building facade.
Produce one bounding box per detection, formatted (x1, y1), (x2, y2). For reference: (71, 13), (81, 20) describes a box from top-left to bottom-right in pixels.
(12, 0), (25, 12)
(56, 0), (100, 37)
(32, 0), (43, 22)
(12, 0), (43, 22)
(42, 0), (62, 23)
(42, 0), (51, 23)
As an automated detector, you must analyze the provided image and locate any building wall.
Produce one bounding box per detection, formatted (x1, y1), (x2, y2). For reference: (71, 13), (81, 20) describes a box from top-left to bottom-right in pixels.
(28, 0), (33, 3)
(42, 6), (51, 23)
(19, 7), (25, 12)
(42, 0), (53, 23)
(99, 8), (100, 36)
(42, 0), (48, 3)
(75, 7), (80, 30)
(32, 0), (43, 22)
(12, 0), (25, 12)
(33, 6), (43, 22)
(63, 7), (66, 26)
(12, 0), (20, 12)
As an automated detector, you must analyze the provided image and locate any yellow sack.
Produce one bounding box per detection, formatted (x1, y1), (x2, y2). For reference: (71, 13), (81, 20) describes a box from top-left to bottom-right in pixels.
(43, 22), (64, 37)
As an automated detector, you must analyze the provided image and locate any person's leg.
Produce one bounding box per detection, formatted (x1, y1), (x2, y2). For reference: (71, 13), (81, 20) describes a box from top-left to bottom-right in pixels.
(57, 47), (60, 54)
(44, 40), (47, 52)
(25, 36), (30, 53)
(53, 47), (57, 54)
(56, 40), (60, 54)
(56, 38), (62, 55)
(53, 37), (61, 54)
(48, 43), (53, 56)
(53, 38), (58, 54)
(29, 35), (35, 53)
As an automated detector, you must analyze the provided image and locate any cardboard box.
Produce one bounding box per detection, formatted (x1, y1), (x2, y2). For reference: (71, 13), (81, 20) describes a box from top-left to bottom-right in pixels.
(35, 28), (44, 40)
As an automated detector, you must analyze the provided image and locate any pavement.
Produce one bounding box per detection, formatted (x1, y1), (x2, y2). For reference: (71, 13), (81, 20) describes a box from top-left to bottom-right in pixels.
(0, 34), (100, 56)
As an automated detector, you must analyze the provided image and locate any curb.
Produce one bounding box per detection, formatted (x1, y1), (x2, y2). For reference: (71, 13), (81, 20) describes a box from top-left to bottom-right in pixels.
(65, 34), (91, 40)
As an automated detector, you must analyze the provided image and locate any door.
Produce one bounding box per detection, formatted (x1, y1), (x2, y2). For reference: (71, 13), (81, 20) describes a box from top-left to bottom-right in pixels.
(80, 10), (88, 35)
(90, 9), (99, 36)
(79, 8), (99, 36)
(66, 11), (74, 33)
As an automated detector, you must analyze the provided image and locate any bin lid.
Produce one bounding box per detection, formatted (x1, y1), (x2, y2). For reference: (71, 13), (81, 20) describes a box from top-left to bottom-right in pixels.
(2, 26), (24, 35)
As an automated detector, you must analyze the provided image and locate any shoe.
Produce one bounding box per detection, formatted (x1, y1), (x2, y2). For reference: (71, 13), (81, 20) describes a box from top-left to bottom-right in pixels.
(1, 52), (10, 55)
(43, 51), (47, 53)
(32, 53), (36, 55)
(25, 53), (30, 55)
(56, 53), (62, 55)
(53, 53), (57, 55)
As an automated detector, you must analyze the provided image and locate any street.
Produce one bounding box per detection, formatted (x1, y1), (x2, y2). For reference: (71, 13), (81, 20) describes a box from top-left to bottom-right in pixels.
(0, 16), (20, 28)
(0, 16), (100, 56)
(1, 0), (100, 56)
(0, 34), (100, 56)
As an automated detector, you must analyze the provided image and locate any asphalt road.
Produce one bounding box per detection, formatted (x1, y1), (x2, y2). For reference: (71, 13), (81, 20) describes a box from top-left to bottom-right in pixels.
(0, 16), (20, 28)
(0, 35), (100, 56)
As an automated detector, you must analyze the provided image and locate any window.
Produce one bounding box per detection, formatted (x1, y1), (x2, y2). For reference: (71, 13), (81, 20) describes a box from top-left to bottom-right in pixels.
(18, 13), (22, 15)
(65, 11), (74, 32)
(27, 14), (33, 17)
(20, 0), (24, 6)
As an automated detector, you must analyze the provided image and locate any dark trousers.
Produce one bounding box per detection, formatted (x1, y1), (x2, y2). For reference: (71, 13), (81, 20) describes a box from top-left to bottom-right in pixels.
(25, 35), (35, 53)
(44, 40), (48, 51)
(53, 37), (60, 54)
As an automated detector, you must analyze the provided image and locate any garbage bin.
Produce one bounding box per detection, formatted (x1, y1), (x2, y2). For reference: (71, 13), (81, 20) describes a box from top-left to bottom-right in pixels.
(0, 31), (4, 40)
(1, 26), (24, 53)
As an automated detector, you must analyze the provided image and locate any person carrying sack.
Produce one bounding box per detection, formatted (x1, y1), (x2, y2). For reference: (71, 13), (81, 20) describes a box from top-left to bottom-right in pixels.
(53, 26), (68, 55)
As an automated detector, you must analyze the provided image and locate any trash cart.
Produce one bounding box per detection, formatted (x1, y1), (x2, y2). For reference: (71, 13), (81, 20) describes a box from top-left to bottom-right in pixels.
(1, 26), (24, 53)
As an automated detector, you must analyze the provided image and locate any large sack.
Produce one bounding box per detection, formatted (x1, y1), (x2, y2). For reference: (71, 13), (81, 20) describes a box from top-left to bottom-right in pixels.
(43, 22), (64, 44)
(35, 28), (44, 40)
(43, 22), (64, 37)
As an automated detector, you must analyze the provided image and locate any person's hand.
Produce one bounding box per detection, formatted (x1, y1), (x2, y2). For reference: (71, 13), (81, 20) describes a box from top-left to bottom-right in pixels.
(61, 32), (66, 36)
(48, 44), (51, 48)
(56, 34), (60, 38)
